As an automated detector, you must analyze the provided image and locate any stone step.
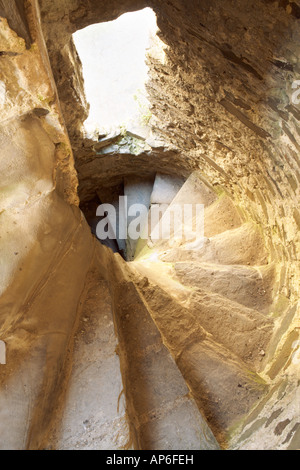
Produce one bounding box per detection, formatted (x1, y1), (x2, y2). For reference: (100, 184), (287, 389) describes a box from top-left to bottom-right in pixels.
(131, 270), (268, 446)
(174, 261), (275, 313)
(96, 246), (220, 450)
(133, 264), (273, 364)
(134, 173), (185, 259)
(165, 171), (217, 208)
(55, 264), (130, 450)
(148, 172), (217, 247)
(188, 288), (274, 368)
(150, 173), (185, 206)
(124, 176), (155, 261)
(203, 194), (243, 238)
(176, 338), (268, 446)
(153, 193), (243, 248)
(161, 222), (268, 266)
(131, 260), (274, 367)
(135, 173), (246, 259)
(153, 193), (242, 243)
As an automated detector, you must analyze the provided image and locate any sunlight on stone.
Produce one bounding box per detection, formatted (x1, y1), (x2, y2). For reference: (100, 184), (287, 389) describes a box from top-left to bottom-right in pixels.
(73, 8), (159, 136)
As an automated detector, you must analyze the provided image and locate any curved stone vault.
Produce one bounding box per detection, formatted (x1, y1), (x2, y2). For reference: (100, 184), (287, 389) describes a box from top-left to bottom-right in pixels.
(0, 0), (299, 450)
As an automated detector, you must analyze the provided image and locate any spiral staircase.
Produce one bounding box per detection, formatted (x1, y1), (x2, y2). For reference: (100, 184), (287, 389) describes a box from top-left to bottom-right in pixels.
(55, 171), (276, 450)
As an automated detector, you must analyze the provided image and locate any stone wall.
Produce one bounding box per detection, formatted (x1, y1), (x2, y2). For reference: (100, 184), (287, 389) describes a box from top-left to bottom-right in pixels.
(146, 0), (300, 393)
(37, 0), (299, 448)
(39, 0), (300, 265)
(0, 0), (298, 449)
(39, 0), (299, 373)
(148, 0), (300, 267)
(0, 0), (95, 449)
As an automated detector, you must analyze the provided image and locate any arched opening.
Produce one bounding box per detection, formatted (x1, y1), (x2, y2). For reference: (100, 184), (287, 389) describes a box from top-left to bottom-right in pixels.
(73, 8), (158, 136)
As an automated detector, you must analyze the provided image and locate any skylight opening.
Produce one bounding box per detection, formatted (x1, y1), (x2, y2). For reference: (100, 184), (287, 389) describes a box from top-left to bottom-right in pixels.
(73, 8), (164, 138)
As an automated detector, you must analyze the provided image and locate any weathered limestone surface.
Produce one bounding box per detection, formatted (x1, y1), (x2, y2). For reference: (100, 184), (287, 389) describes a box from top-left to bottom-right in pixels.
(0, 0), (94, 449)
(150, 174), (185, 205)
(95, 246), (220, 450)
(124, 176), (155, 260)
(132, 172), (299, 448)
(0, 0), (298, 451)
(55, 265), (130, 451)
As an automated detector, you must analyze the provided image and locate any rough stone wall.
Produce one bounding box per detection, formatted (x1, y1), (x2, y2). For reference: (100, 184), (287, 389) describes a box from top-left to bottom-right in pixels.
(0, 0), (95, 449)
(145, 0), (300, 392)
(148, 0), (300, 269)
(0, 0), (297, 449)
(38, 0), (148, 138)
(37, 0), (299, 448)
(39, 0), (299, 368)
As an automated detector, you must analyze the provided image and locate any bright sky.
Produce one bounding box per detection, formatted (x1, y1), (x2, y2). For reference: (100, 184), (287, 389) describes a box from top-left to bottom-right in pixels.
(73, 8), (158, 134)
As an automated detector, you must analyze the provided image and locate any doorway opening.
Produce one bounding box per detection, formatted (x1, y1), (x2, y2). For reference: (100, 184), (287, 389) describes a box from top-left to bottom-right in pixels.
(74, 7), (172, 260)
(73, 7), (162, 138)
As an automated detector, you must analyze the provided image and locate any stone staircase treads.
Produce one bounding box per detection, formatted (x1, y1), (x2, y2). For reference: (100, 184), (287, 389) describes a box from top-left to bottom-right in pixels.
(97, 247), (220, 450)
(203, 194), (243, 238)
(161, 223), (268, 266)
(189, 288), (274, 367)
(124, 176), (155, 261)
(135, 173), (185, 259)
(56, 270), (129, 450)
(174, 262), (275, 313)
(150, 174), (185, 205)
(131, 265), (268, 446)
(176, 339), (268, 446)
(132, 265), (273, 366)
(148, 172), (217, 250)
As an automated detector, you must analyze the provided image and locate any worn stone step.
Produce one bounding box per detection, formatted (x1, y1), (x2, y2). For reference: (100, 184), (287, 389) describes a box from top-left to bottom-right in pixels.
(161, 222), (268, 266)
(96, 246), (220, 450)
(150, 172), (216, 242)
(134, 174), (185, 259)
(138, 172), (244, 256)
(174, 261), (275, 313)
(124, 175), (155, 261)
(157, 192), (243, 242)
(188, 287), (274, 367)
(132, 260), (274, 367)
(176, 338), (268, 447)
(55, 266), (130, 450)
(203, 194), (243, 237)
(131, 269), (268, 446)
(135, 172), (217, 258)
(150, 173), (186, 205)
